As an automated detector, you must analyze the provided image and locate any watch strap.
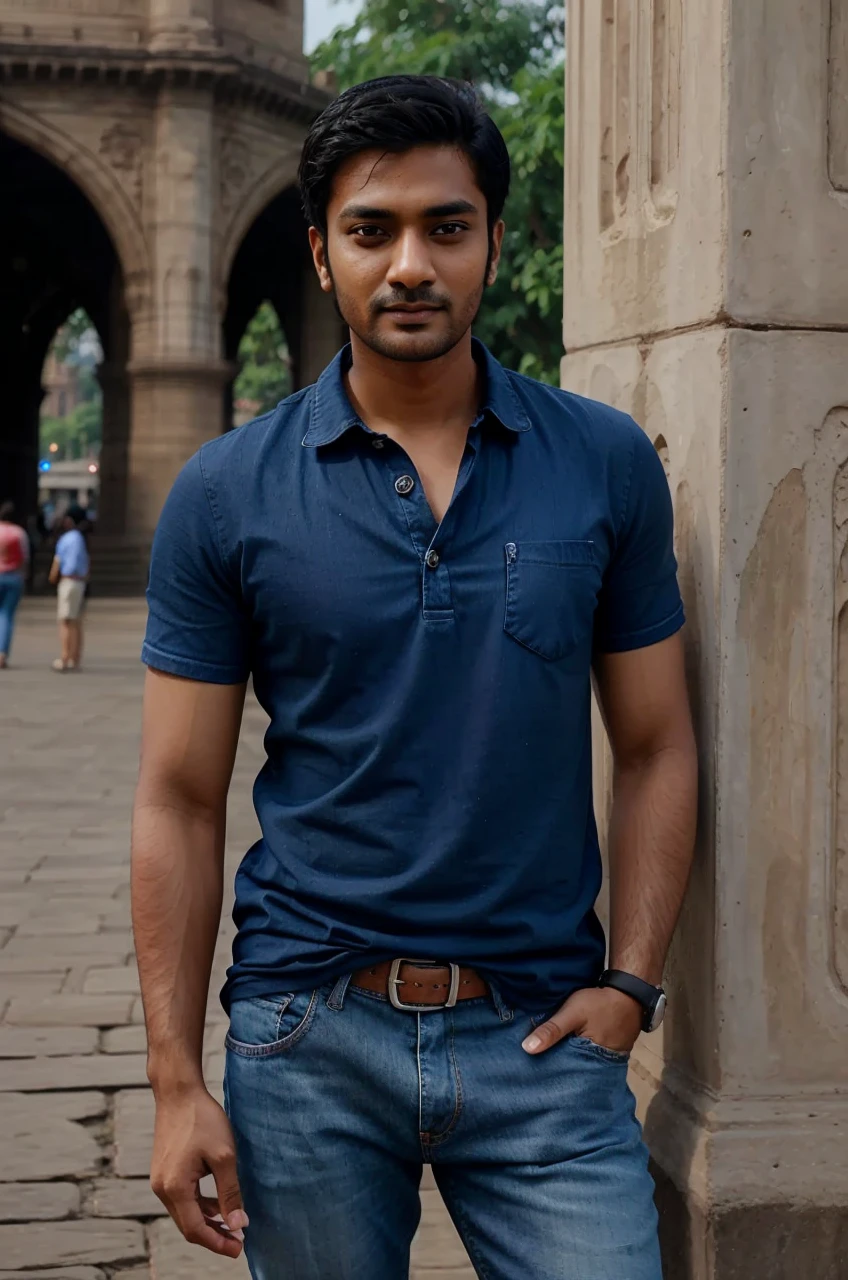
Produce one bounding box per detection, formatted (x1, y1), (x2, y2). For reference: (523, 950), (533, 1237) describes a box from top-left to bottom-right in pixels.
(599, 969), (663, 1031)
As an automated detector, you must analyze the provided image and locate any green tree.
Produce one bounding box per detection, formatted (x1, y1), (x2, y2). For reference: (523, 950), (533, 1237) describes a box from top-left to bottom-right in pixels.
(233, 302), (292, 416)
(39, 309), (104, 460)
(311, 0), (564, 383)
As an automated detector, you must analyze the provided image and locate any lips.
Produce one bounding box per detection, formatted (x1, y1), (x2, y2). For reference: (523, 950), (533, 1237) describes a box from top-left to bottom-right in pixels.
(384, 306), (443, 323)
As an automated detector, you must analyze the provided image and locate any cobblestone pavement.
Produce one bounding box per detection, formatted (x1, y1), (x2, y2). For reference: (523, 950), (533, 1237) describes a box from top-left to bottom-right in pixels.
(1, 600), (474, 1279)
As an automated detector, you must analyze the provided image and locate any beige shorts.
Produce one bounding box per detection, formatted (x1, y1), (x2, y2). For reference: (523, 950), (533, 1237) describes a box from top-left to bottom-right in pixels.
(57, 578), (86, 621)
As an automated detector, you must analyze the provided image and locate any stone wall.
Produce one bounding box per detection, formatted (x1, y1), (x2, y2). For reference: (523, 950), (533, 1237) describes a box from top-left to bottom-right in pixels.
(563, 2), (848, 1275)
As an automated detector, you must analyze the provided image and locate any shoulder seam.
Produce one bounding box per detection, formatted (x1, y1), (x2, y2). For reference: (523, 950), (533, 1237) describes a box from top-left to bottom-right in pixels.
(616, 420), (640, 539)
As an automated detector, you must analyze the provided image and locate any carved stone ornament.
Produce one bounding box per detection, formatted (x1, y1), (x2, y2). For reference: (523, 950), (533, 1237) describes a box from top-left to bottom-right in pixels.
(99, 121), (143, 204)
(220, 134), (249, 214)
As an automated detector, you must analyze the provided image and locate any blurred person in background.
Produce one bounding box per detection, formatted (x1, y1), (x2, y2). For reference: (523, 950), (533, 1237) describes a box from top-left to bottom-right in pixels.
(0, 500), (29, 669)
(48, 503), (90, 672)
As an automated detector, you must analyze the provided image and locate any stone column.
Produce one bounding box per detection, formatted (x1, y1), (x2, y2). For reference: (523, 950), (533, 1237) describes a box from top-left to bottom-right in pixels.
(147, 0), (219, 52)
(125, 87), (228, 542)
(297, 262), (346, 388)
(562, 2), (848, 1276)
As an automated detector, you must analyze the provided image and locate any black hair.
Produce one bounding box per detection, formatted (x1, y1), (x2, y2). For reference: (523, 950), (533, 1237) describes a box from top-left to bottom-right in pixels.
(65, 504), (86, 527)
(0, 501), (14, 522)
(298, 75), (510, 238)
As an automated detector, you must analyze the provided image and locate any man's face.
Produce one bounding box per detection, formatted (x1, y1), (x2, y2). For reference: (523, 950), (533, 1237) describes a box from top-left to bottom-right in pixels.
(309, 145), (504, 363)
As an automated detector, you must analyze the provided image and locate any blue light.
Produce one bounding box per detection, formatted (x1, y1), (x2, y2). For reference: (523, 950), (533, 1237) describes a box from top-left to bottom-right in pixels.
(39, 460), (52, 472)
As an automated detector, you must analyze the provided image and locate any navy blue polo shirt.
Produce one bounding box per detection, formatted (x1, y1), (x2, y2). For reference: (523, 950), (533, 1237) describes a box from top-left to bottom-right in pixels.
(143, 339), (684, 1014)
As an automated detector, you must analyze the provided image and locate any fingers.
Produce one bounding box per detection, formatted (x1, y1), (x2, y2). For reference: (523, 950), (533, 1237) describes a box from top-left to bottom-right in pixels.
(210, 1149), (249, 1239)
(153, 1176), (244, 1258)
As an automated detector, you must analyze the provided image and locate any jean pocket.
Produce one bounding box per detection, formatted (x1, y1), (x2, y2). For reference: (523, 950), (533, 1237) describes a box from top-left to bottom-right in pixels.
(503, 541), (600, 662)
(567, 1034), (631, 1065)
(225, 989), (319, 1058)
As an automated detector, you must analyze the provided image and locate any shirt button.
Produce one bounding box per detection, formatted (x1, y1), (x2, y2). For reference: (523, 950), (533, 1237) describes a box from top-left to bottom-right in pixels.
(426, 549), (440, 569)
(395, 474), (415, 496)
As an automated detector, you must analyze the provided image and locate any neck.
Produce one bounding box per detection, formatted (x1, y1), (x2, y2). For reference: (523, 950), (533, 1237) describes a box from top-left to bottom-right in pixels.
(344, 329), (483, 434)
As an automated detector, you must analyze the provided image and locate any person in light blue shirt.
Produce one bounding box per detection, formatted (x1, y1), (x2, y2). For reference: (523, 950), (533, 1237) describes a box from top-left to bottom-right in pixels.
(49, 504), (90, 672)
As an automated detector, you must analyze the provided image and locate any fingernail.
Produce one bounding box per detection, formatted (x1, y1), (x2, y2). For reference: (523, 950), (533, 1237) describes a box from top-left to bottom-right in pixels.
(228, 1210), (249, 1231)
(522, 1035), (541, 1053)
(231, 1229), (245, 1243)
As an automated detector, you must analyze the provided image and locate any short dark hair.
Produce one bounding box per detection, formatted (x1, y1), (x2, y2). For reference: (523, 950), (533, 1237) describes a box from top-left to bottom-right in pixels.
(65, 504), (86, 527)
(298, 75), (510, 237)
(0, 501), (14, 522)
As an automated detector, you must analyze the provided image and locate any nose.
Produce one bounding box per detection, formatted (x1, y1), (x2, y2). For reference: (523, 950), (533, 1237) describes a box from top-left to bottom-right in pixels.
(386, 228), (435, 292)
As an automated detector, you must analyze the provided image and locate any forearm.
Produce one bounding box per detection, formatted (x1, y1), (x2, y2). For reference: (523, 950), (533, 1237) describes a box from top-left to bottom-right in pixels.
(607, 742), (697, 984)
(131, 796), (225, 1096)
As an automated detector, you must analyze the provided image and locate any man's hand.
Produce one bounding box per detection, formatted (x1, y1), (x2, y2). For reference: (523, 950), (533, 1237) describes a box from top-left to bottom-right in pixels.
(521, 986), (643, 1056)
(150, 1085), (249, 1258)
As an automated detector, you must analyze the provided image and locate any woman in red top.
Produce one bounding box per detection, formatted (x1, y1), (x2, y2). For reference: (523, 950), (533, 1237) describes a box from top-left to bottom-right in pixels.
(0, 501), (30, 668)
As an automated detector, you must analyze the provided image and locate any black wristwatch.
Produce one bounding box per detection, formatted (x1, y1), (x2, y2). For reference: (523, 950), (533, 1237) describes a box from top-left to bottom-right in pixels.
(598, 969), (667, 1032)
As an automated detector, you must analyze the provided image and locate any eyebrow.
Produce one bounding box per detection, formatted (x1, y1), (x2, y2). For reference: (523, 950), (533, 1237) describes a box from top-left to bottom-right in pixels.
(338, 199), (480, 221)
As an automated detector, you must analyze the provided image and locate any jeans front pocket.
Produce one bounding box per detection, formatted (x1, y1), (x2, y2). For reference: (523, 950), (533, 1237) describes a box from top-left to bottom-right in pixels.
(225, 989), (320, 1058)
(567, 1033), (631, 1065)
(503, 541), (600, 662)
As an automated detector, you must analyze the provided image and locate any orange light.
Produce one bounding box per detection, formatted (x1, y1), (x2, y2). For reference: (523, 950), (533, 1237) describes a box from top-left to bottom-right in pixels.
(49, 442), (59, 453)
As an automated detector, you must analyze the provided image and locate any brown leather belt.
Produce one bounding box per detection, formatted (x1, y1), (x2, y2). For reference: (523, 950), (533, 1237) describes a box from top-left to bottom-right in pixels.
(351, 958), (489, 1011)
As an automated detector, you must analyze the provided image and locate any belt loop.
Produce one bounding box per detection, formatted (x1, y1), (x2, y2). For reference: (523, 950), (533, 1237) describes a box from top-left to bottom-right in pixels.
(326, 972), (353, 1011)
(487, 980), (514, 1022)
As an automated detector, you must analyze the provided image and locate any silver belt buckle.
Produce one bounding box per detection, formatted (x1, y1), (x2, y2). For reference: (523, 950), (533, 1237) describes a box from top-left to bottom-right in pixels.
(388, 958), (460, 1012)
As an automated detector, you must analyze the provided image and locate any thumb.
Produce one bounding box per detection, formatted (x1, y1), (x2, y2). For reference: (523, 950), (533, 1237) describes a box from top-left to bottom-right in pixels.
(522, 998), (584, 1055)
(210, 1151), (248, 1235)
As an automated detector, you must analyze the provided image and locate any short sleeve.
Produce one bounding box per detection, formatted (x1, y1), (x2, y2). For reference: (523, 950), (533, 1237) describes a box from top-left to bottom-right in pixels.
(141, 451), (250, 684)
(594, 425), (685, 653)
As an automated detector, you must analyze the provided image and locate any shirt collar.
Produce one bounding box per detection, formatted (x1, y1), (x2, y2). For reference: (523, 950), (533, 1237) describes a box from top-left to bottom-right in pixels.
(301, 337), (532, 448)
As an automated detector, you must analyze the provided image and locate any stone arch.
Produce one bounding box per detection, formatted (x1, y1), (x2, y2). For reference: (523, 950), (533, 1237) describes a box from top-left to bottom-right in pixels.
(219, 155), (302, 289)
(0, 100), (150, 293)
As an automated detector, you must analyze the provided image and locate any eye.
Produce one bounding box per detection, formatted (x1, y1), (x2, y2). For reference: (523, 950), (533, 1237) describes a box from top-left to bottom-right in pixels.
(350, 225), (387, 239)
(433, 222), (469, 236)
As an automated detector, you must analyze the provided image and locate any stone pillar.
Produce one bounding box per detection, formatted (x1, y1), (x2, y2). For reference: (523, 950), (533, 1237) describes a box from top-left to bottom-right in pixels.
(297, 262), (346, 388)
(125, 87), (227, 541)
(562, 2), (848, 1276)
(147, 0), (219, 52)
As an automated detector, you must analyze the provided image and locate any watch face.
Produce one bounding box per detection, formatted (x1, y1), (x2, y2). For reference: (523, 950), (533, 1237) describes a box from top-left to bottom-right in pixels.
(648, 992), (667, 1032)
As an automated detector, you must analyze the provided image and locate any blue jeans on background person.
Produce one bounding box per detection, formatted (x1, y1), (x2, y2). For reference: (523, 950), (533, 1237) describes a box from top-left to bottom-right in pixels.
(223, 974), (662, 1280)
(0, 570), (24, 657)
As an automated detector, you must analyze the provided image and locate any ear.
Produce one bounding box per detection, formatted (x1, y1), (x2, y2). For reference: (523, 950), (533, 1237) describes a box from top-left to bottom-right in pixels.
(486, 219), (505, 287)
(308, 227), (333, 293)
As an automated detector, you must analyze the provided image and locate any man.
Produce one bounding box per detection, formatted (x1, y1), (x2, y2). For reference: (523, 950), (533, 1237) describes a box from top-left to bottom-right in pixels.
(48, 504), (89, 672)
(133, 76), (697, 1279)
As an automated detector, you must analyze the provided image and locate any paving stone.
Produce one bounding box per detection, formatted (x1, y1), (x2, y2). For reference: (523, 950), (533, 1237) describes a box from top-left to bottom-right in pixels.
(102, 1025), (147, 1054)
(0, 1181), (81, 1221)
(114, 1090), (154, 1177)
(0, 956), (114, 976)
(0, 1220), (145, 1270)
(0, 1026), (99, 1057)
(0, 974), (69, 1003)
(0, 1053), (148, 1092)
(148, 1218), (250, 1279)
(0, 1093), (106, 1182)
(16, 914), (105, 937)
(87, 1179), (166, 1219)
(2, 934), (134, 961)
(83, 968), (141, 996)
(4, 996), (134, 1027)
(0, 1270), (106, 1279)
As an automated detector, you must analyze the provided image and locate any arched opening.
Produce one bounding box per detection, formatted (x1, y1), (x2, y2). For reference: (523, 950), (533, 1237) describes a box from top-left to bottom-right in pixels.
(232, 301), (293, 428)
(224, 183), (345, 421)
(37, 309), (103, 529)
(0, 132), (128, 551)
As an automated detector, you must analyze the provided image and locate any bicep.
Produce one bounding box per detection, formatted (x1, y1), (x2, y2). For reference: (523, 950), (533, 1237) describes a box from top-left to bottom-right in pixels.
(137, 668), (246, 813)
(593, 633), (693, 764)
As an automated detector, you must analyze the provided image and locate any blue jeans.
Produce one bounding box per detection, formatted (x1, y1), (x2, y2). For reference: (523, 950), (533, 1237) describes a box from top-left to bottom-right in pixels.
(0, 571), (24, 655)
(224, 975), (662, 1279)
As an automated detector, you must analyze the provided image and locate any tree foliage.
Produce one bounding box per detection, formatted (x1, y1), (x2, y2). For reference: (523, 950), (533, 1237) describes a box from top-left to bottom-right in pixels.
(311, 0), (564, 383)
(39, 311), (103, 459)
(233, 302), (293, 416)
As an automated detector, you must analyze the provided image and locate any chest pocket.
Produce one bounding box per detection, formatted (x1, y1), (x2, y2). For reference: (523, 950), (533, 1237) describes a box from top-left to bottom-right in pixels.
(503, 541), (600, 662)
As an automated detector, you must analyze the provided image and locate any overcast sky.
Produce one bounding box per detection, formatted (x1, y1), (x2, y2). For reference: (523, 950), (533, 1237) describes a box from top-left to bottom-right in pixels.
(304, 0), (363, 52)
